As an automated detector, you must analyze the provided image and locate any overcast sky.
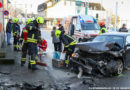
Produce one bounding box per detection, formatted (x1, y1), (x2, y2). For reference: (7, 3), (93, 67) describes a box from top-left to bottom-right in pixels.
(10, 0), (130, 20)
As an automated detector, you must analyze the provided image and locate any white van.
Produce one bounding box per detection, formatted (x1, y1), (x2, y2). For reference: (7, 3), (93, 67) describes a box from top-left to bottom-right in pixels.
(63, 15), (100, 42)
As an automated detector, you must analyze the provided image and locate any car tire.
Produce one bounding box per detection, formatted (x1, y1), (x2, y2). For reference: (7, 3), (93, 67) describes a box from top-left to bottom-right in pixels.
(116, 59), (124, 75)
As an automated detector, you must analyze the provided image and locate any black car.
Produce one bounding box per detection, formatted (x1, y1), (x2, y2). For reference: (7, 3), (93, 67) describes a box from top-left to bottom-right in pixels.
(70, 33), (130, 76)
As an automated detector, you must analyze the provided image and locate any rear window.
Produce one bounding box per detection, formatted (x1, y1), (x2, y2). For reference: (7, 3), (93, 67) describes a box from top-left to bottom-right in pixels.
(81, 23), (100, 30)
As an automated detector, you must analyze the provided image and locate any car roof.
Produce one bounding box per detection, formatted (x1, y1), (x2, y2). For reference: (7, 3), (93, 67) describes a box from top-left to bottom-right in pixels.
(101, 32), (130, 37)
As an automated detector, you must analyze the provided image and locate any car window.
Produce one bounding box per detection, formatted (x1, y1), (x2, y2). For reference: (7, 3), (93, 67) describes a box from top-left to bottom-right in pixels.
(126, 35), (130, 44)
(81, 23), (100, 30)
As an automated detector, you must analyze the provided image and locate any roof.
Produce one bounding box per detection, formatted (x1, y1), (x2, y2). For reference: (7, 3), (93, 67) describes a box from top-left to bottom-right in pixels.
(101, 32), (130, 37)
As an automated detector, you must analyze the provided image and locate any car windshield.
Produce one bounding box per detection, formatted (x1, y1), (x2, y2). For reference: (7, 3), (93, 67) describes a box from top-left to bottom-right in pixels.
(92, 35), (124, 47)
(81, 23), (100, 30)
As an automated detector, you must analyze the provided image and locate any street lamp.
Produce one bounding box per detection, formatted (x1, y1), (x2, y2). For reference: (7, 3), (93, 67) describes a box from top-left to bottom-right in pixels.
(115, 0), (125, 31)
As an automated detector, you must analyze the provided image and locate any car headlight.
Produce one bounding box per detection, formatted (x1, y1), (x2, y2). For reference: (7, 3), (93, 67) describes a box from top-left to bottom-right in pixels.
(72, 53), (79, 58)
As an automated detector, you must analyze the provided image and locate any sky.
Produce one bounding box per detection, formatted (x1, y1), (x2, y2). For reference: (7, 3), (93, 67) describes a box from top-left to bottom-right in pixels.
(10, 0), (130, 20)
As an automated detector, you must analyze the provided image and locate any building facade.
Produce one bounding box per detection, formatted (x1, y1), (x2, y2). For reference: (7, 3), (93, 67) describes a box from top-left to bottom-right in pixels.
(0, 0), (7, 48)
(38, 0), (107, 28)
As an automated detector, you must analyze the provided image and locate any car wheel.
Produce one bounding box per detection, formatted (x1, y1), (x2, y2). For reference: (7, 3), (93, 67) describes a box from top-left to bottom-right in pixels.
(116, 60), (123, 75)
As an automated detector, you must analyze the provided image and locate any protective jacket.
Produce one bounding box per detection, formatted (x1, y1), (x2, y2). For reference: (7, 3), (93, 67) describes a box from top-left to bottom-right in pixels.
(12, 23), (20, 37)
(26, 21), (41, 44)
(61, 34), (77, 48)
(99, 26), (107, 34)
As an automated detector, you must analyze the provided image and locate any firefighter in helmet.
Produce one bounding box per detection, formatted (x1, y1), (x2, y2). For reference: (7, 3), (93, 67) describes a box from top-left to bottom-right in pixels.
(25, 17), (44, 70)
(55, 30), (77, 67)
(20, 19), (32, 66)
(12, 18), (20, 51)
(99, 21), (107, 34)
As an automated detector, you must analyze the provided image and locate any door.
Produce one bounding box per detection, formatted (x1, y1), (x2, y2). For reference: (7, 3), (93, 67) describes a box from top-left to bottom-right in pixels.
(125, 35), (130, 67)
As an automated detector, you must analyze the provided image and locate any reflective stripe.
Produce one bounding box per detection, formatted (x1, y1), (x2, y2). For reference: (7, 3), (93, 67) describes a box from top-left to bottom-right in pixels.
(14, 45), (19, 49)
(17, 30), (19, 35)
(23, 30), (28, 32)
(65, 40), (77, 47)
(21, 58), (26, 61)
(30, 60), (36, 65)
(65, 35), (77, 47)
(13, 32), (17, 36)
(30, 26), (32, 30)
(16, 45), (19, 49)
(32, 34), (34, 39)
(27, 38), (37, 43)
(55, 30), (61, 37)
(65, 60), (69, 64)
(99, 28), (107, 34)
(35, 56), (38, 61)
(24, 40), (27, 43)
(20, 38), (23, 40)
(70, 40), (77, 45)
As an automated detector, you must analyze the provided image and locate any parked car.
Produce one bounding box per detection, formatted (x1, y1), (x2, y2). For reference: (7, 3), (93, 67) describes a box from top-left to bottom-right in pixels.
(70, 33), (130, 76)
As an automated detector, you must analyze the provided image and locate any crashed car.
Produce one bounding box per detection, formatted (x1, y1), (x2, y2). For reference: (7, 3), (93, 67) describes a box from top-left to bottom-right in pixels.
(70, 33), (130, 76)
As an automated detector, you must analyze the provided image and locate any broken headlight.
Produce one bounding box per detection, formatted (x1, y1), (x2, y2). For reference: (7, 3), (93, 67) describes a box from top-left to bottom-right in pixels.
(72, 53), (79, 58)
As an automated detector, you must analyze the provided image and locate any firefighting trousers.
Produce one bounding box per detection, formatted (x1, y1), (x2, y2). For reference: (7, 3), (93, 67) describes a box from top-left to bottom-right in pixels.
(21, 43), (28, 63)
(65, 45), (75, 64)
(27, 42), (37, 67)
(13, 36), (19, 50)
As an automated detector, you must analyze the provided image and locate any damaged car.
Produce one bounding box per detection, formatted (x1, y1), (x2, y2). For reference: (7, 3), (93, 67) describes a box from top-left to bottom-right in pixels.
(70, 33), (130, 76)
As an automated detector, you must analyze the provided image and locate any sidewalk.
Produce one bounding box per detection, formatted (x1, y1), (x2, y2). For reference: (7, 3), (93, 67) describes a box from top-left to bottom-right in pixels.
(0, 45), (57, 89)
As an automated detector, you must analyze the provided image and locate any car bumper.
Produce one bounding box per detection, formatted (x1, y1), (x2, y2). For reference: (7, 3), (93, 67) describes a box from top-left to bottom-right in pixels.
(70, 58), (92, 74)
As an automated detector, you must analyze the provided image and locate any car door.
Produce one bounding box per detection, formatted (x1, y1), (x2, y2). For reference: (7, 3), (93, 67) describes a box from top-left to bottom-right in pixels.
(125, 35), (130, 67)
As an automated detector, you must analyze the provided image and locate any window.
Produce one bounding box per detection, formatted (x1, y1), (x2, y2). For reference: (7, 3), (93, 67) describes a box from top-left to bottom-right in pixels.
(81, 23), (100, 30)
(126, 35), (130, 44)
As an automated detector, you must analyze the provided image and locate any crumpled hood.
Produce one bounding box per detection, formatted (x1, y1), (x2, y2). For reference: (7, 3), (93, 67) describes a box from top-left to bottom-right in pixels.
(76, 41), (121, 53)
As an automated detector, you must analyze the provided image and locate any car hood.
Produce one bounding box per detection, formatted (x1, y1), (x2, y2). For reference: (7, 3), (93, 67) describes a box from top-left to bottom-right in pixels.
(76, 41), (121, 53)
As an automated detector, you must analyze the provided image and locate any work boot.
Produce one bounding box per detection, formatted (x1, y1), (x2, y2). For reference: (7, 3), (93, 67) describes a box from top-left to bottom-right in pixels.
(31, 64), (39, 71)
(65, 60), (69, 68)
(21, 62), (25, 67)
(14, 47), (17, 51)
(28, 63), (31, 69)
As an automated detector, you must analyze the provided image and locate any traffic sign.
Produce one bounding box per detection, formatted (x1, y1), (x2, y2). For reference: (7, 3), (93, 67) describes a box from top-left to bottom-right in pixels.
(3, 10), (9, 16)
(76, 1), (82, 6)
(0, 2), (2, 8)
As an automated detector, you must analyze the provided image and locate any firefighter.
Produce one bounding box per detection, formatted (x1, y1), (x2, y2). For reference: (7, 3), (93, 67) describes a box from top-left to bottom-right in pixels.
(12, 18), (20, 51)
(55, 30), (77, 66)
(99, 21), (107, 34)
(20, 19), (32, 66)
(25, 17), (44, 70)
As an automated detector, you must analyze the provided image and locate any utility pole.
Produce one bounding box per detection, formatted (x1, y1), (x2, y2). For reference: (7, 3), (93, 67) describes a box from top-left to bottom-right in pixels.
(100, 0), (103, 20)
(15, 1), (16, 17)
(115, 1), (118, 31)
(25, 4), (27, 21)
(85, 0), (89, 15)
